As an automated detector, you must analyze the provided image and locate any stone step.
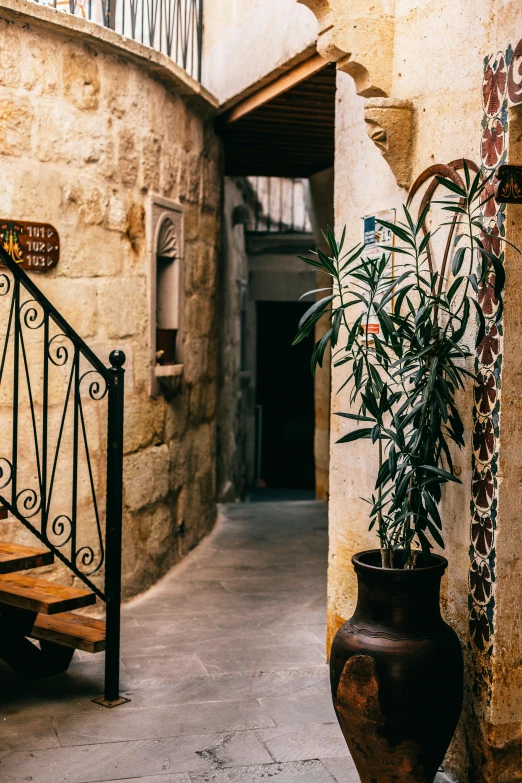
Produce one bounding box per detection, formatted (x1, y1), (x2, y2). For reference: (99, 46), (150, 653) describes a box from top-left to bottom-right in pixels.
(30, 612), (106, 653)
(0, 573), (95, 614)
(0, 541), (54, 574)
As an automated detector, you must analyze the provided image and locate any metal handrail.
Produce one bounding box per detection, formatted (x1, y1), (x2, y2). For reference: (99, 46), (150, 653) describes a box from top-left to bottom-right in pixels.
(0, 244), (125, 703)
(32, 0), (203, 81)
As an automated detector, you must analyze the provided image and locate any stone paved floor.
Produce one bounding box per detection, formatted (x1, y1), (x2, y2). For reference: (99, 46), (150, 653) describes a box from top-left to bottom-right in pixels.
(0, 501), (450, 783)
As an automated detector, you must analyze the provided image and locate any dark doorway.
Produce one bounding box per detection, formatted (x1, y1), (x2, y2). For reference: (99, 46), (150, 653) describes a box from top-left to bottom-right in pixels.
(256, 301), (315, 489)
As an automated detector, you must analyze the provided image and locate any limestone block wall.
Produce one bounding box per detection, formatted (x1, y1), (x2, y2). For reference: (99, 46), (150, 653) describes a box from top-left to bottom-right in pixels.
(216, 178), (250, 502)
(0, 3), (222, 601)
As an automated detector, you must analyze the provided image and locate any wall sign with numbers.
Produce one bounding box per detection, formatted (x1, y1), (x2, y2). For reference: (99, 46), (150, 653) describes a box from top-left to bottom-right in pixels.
(0, 220), (60, 271)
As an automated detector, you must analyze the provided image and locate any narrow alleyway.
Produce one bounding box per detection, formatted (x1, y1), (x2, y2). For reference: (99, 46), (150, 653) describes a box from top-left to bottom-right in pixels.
(0, 502), (360, 783)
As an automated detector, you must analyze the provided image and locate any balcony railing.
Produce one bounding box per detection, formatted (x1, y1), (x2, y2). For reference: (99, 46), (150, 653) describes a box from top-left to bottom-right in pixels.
(248, 177), (313, 234)
(34, 0), (203, 81)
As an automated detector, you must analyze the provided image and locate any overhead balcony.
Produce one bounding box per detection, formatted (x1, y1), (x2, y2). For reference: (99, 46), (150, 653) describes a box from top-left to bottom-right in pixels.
(31, 0), (203, 81)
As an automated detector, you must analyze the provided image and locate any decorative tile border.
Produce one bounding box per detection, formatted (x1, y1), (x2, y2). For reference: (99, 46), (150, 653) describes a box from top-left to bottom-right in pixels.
(469, 39), (522, 694)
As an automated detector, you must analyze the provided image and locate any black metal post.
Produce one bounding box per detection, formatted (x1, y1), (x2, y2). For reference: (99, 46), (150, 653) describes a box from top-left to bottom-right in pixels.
(93, 349), (129, 708)
(106, 0), (117, 30)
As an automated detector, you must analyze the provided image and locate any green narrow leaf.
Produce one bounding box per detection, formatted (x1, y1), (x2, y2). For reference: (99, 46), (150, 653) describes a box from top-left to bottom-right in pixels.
(420, 465), (462, 483)
(375, 218), (415, 247)
(310, 328), (333, 373)
(435, 176), (467, 197)
(388, 443), (397, 480)
(336, 427), (373, 444)
(334, 412), (375, 422)
(298, 295), (335, 330)
(452, 247), (467, 276)
(470, 297), (486, 348)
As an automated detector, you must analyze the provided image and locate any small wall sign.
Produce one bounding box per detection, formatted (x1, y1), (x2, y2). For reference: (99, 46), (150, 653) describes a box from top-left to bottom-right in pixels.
(494, 165), (522, 204)
(0, 220), (60, 271)
(361, 208), (396, 337)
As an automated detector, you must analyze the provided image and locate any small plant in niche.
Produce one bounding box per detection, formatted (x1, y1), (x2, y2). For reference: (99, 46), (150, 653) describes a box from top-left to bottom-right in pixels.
(295, 162), (513, 569)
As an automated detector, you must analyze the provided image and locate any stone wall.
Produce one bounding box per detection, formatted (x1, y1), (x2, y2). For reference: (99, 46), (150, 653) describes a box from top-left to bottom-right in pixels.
(301, 1), (522, 780)
(0, 2), (222, 601)
(216, 178), (250, 502)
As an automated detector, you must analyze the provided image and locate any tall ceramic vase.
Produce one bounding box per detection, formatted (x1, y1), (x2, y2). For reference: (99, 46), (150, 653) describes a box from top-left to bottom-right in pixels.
(330, 550), (463, 783)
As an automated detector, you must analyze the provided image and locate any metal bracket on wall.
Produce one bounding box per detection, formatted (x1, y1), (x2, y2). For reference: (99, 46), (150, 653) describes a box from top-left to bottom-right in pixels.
(495, 165), (522, 203)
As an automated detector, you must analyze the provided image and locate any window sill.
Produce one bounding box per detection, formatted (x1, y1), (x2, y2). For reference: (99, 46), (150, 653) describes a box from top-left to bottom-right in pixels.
(154, 364), (183, 396)
(155, 363), (184, 378)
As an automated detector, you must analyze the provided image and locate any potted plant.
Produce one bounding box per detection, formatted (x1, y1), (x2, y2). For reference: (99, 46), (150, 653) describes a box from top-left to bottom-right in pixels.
(294, 162), (510, 783)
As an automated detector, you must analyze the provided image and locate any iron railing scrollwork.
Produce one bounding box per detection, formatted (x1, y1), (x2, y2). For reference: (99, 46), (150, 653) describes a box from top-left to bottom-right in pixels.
(33, 0), (203, 82)
(0, 244), (125, 703)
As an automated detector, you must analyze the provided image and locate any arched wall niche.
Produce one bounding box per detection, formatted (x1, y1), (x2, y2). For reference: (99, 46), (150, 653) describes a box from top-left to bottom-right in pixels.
(149, 195), (185, 396)
(156, 215), (180, 344)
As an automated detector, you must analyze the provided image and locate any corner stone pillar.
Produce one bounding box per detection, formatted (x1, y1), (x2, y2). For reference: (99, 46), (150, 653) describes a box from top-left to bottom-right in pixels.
(469, 103), (522, 782)
(307, 168), (335, 500)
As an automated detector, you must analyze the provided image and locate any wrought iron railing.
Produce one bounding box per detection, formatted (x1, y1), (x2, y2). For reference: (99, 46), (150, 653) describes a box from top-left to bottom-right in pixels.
(248, 177), (313, 234)
(0, 244), (125, 704)
(33, 0), (203, 81)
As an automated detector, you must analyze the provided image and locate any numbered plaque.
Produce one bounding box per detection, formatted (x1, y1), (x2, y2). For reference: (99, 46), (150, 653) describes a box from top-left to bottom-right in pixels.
(0, 220), (60, 271)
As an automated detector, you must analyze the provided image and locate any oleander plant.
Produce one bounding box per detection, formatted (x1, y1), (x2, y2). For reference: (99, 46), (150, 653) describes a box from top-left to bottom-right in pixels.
(294, 163), (513, 569)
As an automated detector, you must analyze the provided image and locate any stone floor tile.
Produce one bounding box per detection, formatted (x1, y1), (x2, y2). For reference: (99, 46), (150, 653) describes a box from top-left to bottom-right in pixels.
(218, 577), (322, 594)
(120, 652), (208, 686)
(99, 777), (190, 782)
(196, 644), (326, 675)
(54, 700), (276, 746)
(3, 501), (351, 783)
(320, 757), (360, 782)
(126, 623), (321, 656)
(259, 690), (337, 726)
(304, 624), (327, 644)
(119, 667), (329, 710)
(256, 723), (349, 763)
(0, 731), (273, 782)
(0, 716), (59, 751)
(187, 760), (336, 782)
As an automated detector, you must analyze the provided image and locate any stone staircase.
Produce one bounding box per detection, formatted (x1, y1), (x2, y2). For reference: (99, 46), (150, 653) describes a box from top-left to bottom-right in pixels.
(0, 540), (105, 679)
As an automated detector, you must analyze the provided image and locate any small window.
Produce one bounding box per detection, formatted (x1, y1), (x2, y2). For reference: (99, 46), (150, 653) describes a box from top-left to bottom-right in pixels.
(156, 217), (179, 366)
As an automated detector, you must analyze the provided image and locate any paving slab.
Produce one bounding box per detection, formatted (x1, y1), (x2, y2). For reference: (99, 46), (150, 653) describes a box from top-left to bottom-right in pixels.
(320, 757), (360, 783)
(256, 722), (350, 762)
(0, 731), (273, 782)
(54, 700), (276, 746)
(195, 642), (326, 675)
(118, 667), (329, 710)
(100, 777), (190, 783)
(259, 689), (337, 726)
(0, 501), (359, 783)
(187, 760), (336, 782)
(0, 715), (59, 752)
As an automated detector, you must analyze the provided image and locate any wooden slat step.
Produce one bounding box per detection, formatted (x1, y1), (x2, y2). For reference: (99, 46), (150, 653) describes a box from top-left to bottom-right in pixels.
(0, 541), (54, 574)
(0, 573), (95, 614)
(30, 612), (106, 653)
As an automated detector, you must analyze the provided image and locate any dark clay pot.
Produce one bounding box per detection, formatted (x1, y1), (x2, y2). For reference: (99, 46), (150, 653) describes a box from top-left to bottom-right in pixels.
(330, 549), (463, 783)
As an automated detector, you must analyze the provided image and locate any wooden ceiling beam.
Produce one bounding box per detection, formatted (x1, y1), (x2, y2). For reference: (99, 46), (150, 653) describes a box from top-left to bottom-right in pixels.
(221, 53), (329, 126)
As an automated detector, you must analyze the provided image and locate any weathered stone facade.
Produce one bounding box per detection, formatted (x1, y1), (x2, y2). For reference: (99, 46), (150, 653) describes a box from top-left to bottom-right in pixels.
(0, 2), (222, 600)
(300, 1), (522, 780)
